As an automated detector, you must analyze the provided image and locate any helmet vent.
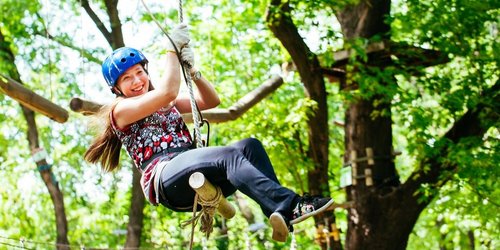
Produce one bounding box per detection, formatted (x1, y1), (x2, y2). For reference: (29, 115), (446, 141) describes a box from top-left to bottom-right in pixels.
(102, 47), (147, 90)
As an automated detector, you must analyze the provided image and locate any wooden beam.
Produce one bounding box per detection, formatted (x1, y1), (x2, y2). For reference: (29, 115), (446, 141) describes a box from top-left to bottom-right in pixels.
(184, 75), (284, 123)
(69, 97), (103, 115)
(70, 75), (284, 123)
(331, 41), (449, 68)
(0, 74), (69, 123)
(332, 41), (387, 66)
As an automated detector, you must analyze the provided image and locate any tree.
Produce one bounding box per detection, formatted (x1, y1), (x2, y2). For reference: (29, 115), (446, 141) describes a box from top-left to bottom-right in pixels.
(0, 2), (70, 249)
(267, 0), (498, 249)
(78, 0), (146, 248)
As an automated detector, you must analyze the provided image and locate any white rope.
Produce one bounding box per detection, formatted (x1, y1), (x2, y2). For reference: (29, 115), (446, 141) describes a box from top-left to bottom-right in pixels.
(178, 0), (203, 148)
(176, 3), (218, 249)
(184, 67), (204, 148)
(140, 0), (204, 148)
(139, 3), (213, 249)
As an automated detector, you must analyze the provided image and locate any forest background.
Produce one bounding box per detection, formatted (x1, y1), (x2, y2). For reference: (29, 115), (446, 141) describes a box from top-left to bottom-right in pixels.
(0, 0), (498, 249)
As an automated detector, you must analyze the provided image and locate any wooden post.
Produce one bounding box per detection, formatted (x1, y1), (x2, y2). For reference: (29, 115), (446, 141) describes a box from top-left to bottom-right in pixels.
(365, 148), (374, 186)
(350, 150), (357, 186)
(365, 169), (373, 186)
(188, 172), (236, 219)
(365, 147), (375, 165)
(0, 75), (68, 123)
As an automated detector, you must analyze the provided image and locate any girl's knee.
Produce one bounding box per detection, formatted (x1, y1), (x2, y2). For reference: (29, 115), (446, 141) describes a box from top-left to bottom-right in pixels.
(239, 137), (263, 149)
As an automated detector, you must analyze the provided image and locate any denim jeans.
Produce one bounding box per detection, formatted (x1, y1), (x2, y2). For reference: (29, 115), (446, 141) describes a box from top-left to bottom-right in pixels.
(158, 138), (299, 220)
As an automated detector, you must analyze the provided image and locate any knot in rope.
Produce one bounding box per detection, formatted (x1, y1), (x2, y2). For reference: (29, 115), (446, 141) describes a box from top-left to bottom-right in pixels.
(182, 185), (223, 243)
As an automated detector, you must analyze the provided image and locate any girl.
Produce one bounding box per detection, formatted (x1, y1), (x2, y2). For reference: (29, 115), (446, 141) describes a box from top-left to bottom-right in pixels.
(85, 24), (333, 242)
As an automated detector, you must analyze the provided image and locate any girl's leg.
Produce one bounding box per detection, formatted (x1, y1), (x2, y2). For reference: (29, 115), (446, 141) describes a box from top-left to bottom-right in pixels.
(158, 142), (298, 219)
(230, 138), (280, 183)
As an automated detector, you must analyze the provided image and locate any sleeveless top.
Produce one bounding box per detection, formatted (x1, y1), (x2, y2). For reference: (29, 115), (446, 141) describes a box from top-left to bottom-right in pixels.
(110, 106), (192, 204)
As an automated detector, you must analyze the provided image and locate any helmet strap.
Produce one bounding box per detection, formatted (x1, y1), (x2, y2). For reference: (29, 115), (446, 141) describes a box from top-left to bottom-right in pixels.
(142, 62), (149, 74)
(148, 80), (155, 91)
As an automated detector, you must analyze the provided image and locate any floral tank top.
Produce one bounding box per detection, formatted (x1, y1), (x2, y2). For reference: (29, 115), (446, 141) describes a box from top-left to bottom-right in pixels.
(110, 106), (192, 204)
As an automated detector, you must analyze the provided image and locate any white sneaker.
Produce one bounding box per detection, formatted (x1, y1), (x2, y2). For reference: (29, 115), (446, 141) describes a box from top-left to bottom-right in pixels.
(269, 212), (289, 242)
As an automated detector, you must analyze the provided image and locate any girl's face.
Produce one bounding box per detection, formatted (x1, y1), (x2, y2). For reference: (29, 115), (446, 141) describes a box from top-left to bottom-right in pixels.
(115, 64), (149, 97)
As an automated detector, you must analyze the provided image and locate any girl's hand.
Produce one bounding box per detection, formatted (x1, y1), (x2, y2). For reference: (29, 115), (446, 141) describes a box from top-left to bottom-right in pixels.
(167, 23), (190, 51)
(180, 46), (195, 68)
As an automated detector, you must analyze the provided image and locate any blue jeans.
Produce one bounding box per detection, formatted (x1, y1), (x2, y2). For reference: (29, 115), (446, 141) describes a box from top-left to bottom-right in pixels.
(158, 138), (299, 220)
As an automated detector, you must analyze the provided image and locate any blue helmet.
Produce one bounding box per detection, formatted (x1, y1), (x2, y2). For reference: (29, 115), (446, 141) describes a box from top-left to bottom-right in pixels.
(101, 47), (148, 92)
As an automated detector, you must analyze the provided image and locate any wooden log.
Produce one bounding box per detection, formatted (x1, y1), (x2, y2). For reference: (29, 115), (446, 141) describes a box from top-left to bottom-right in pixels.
(324, 201), (354, 211)
(69, 97), (102, 115)
(189, 172), (236, 219)
(365, 147), (375, 165)
(70, 75), (284, 123)
(0, 74), (68, 123)
(332, 41), (387, 65)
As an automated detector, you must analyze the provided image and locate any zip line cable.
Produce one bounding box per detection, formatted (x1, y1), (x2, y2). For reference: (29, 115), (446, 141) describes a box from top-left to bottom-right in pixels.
(0, 235), (181, 250)
(79, 0), (87, 99)
(35, 8), (53, 102)
(0, 241), (33, 250)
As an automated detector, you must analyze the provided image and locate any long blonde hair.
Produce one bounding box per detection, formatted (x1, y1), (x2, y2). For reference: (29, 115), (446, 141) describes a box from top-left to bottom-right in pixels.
(84, 99), (122, 172)
(85, 64), (153, 171)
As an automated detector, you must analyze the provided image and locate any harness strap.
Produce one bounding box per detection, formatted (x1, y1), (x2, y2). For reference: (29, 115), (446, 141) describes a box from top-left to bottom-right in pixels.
(141, 146), (191, 169)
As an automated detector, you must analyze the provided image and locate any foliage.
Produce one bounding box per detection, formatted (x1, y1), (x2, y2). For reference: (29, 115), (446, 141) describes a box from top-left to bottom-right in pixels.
(391, 0), (499, 248)
(0, 0), (498, 249)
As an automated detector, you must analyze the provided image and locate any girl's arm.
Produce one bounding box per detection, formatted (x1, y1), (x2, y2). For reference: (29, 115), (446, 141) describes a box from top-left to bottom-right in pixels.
(175, 67), (220, 114)
(113, 52), (181, 129)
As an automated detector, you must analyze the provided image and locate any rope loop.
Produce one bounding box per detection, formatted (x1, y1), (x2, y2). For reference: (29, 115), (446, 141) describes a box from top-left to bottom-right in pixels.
(181, 186), (222, 239)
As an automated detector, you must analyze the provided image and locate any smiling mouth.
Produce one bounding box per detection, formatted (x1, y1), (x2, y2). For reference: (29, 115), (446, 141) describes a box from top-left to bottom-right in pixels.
(132, 85), (144, 92)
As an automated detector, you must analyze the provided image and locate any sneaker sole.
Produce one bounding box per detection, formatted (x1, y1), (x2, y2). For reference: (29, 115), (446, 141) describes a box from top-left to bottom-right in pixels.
(269, 212), (289, 242)
(290, 199), (335, 225)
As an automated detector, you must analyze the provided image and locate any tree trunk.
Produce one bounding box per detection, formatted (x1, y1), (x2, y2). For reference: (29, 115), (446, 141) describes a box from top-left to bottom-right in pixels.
(336, 1), (408, 249)
(125, 169), (145, 248)
(81, 1), (143, 248)
(266, 1), (337, 249)
(0, 29), (70, 250)
(336, 1), (499, 249)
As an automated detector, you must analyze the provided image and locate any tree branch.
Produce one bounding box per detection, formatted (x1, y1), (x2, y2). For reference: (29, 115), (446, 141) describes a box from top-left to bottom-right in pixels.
(103, 0), (125, 48)
(81, 0), (113, 46)
(34, 32), (102, 64)
(404, 79), (500, 207)
(330, 41), (449, 69)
